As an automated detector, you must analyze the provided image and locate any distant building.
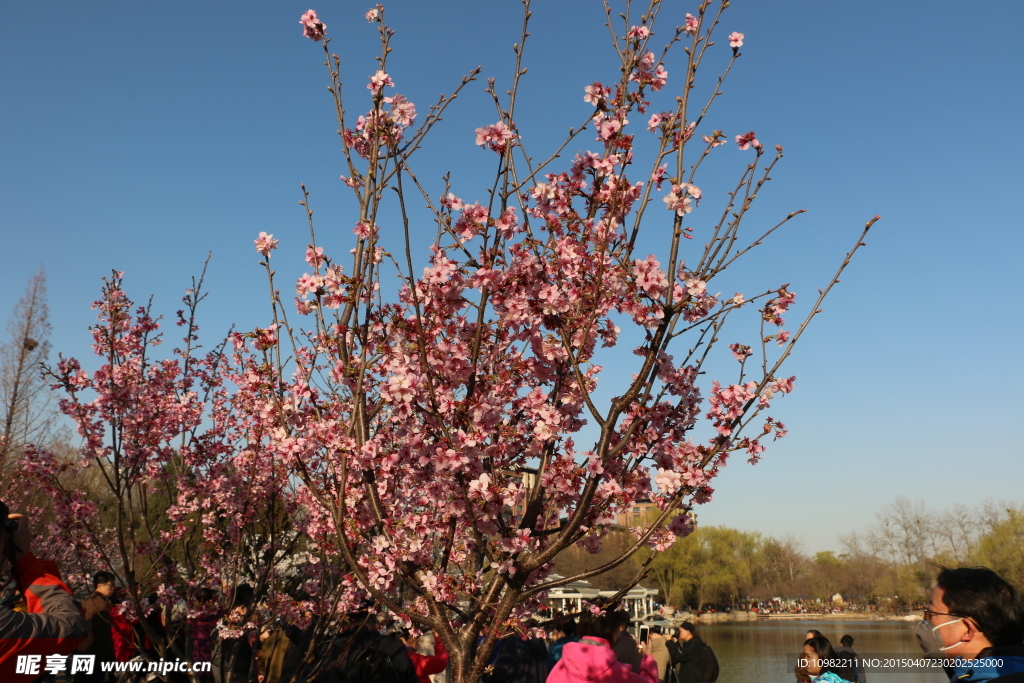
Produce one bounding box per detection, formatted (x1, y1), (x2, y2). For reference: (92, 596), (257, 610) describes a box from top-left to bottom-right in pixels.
(546, 575), (659, 619)
(614, 499), (660, 527)
(496, 466), (541, 520)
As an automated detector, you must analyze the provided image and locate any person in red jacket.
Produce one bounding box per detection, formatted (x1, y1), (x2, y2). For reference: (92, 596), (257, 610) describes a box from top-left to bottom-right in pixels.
(0, 504), (88, 682)
(107, 593), (139, 663)
(399, 629), (449, 683)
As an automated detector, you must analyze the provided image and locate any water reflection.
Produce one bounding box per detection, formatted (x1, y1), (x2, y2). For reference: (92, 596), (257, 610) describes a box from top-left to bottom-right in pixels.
(699, 619), (947, 683)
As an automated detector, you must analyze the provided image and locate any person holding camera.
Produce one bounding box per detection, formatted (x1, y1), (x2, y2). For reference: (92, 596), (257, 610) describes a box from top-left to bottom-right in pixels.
(0, 500), (88, 681)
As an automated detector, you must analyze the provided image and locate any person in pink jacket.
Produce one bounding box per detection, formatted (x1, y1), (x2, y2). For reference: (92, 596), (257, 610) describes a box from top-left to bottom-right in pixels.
(547, 611), (659, 683)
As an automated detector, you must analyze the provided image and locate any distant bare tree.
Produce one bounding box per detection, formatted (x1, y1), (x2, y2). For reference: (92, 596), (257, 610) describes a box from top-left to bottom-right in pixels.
(837, 532), (893, 601)
(754, 535), (806, 597)
(0, 266), (60, 470)
(866, 497), (935, 569)
(934, 503), (980, 563)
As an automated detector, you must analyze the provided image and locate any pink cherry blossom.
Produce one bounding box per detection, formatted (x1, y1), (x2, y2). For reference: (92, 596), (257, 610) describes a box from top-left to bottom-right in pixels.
(728, 31), (744, 48)
(353, 222), (377, 238)
(763, 286), (795, 325)
(365, 7), (379, 22)
(254, 232), (279, 256)
(627, 25), (650, 40)
(474, 121), (516, 153)
(441, 192), (463, 210)
(702, 131), (727, 148)
(651, 65), (668, 90)
(368, 70), (394, 94)
(633, 255), (668, 297)
(253, 324), (279, 351)
(591, 113), (628, 143)
(746, 439), (766, 464)
(663, 184), (700, 216)
(735, 130), (759, 150)
(305, 245), (326, 267)
(663, 188), (692, 216)
(651, 163), (668, 190)
(629, 53), (668, 91)
(583, 82), (610, 105)
(681, 14), (699, 35)
(386, 93), (416, 127)
(663, 189), (688, 216)
(299, 9), (326, 41)
(669, 513), (695, 538)
(729, 343), (752, 361)
(684, 277), (706, 296)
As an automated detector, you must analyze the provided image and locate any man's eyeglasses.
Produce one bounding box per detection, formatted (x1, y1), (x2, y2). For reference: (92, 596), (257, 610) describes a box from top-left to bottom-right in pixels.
(923, 607), (960, 621)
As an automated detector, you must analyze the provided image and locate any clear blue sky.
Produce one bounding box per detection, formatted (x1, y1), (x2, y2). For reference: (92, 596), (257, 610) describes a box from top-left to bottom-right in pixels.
(2, 1), (1022, 554)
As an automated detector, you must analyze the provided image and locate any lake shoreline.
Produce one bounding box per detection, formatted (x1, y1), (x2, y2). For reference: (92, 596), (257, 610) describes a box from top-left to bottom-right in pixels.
(683, 611), (922, 624)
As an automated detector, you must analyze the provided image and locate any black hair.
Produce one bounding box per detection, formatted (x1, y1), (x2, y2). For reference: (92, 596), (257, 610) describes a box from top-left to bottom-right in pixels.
(561, 618), (577, 637)
(805, 629), (824, 640)
(577, 612), (616, 642)
(195, 587), (217, 603)
(229, 583), (255, 610)
(609, 608), (631, 630)
(549, 617), (577, 638)
(93, 571), (115, 587)
(936, 566), (1024, 647)
(650, 625), (663, 635)
(804, 635), (839, 673)
(0, 500), (17, 537)
(679, 621), (696, 636)
(840, 635), (854, 647)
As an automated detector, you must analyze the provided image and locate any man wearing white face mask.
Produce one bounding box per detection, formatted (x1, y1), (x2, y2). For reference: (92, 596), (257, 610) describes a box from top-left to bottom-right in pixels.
(922, 567), (1024, 682)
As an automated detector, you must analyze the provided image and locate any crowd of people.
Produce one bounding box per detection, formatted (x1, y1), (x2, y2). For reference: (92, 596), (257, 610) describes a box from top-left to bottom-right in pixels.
(3, 502), (1024, 683)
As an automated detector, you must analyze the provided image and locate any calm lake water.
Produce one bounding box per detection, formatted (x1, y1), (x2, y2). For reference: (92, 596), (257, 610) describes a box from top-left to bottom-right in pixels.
(699, 619), (948, 683)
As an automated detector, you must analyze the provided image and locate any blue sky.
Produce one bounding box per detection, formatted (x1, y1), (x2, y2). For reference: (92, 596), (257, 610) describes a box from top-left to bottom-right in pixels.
(2, 0), (1022, 554)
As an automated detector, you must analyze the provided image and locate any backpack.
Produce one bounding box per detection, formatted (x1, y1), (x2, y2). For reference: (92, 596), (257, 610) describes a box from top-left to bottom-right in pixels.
(701, 641), (719, 683)
(315, 629), (414, 683)
(339, 639), (405, 683)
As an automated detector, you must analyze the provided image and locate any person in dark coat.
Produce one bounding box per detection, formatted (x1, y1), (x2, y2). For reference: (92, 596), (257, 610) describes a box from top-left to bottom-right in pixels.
(834, 634), (865, 683)
(482, 633), (550, 683)
(611, 609), (642, 674)
(75, 571), (116, 683)
(212, 584), (255, 683)
(305, 610), (417, 683)
(667, 622), (705, 683)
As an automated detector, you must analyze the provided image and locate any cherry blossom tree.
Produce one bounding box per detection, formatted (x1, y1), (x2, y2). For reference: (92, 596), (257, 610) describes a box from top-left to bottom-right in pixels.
(25, 269), (307, 679)
(21, 2), (877, 681)
(245, 2), (877, 680)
